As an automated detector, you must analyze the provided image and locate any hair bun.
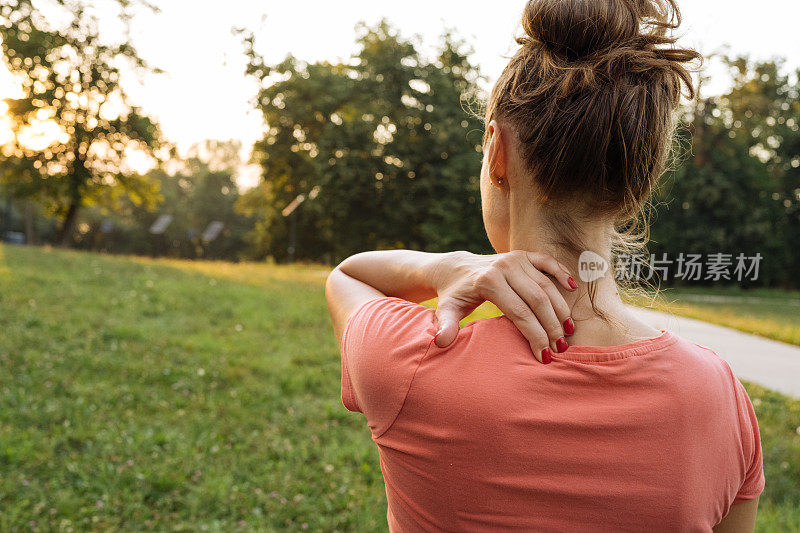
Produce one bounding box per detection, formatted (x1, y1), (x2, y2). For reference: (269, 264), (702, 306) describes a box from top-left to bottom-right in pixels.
(521, 0), (678, 61)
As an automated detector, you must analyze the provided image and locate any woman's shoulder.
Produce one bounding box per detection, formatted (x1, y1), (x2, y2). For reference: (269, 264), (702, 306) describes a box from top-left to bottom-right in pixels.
(668, 333), (741, 382)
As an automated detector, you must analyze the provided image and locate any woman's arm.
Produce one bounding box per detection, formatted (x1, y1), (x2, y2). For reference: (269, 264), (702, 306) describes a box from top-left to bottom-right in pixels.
(325, 250), (446, 351)
(325, 249), (576, 363)
(712, 498), (758, 533)
(338, 249), (447, 303)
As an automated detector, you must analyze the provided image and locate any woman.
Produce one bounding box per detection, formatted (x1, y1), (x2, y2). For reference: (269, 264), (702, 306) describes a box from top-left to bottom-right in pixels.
(325, 0), (764, 530)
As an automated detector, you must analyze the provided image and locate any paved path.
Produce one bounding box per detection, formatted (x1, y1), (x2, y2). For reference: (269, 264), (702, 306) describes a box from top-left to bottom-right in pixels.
(629, 306), (800, 398)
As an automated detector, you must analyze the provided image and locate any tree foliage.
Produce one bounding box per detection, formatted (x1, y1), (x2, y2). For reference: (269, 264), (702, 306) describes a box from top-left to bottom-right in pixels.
(1, 11), (797, 287)
(72, 140), (253, 259)
(239, 21), (491, 264)
(651, 57), (800, 286)
(0, 0), (164, 245)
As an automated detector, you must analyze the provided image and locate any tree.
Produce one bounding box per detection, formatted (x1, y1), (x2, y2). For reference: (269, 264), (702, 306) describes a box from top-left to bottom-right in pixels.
(239, 21), (491, 263)
(0, 0), (164, 246)
(722, 58), (800, 286)
(650, 57), (798, 287)
(74, 141), (253, 260)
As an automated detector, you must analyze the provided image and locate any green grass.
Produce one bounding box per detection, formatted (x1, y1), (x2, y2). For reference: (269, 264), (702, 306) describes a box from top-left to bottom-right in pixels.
(0, 245), (383, 531)
(627, 285), (800, 347)
(0, 245), (797, 531)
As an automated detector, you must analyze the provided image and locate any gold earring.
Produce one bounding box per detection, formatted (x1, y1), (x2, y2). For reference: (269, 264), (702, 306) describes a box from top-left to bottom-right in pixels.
(496, 176), (505, 186)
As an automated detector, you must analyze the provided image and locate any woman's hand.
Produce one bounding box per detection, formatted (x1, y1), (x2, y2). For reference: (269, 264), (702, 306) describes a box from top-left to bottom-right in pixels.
(432, 250), (577, 363)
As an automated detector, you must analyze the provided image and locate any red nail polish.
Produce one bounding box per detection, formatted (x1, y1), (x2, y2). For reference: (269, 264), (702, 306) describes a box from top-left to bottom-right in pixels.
(563, 317), (575, 335)
(556, 337), (568, 353)
(541, 347), (553, 364)
(568, 277), (578, 290)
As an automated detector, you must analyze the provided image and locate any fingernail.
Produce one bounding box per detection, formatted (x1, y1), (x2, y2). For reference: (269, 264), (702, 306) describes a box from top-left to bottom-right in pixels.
(556, 337), (568, 353)
(563, 317), (575, 335)
(541, 347), (553, 364)
(568, 277), (578, 290)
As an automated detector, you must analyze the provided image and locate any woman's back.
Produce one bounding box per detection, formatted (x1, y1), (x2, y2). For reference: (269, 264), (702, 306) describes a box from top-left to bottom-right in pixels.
(330, 4), (765, 528)
(341, 297), (764, 531)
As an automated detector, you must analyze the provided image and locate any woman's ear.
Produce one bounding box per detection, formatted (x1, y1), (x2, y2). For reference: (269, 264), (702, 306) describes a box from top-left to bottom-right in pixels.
(486, 120), (507, 186)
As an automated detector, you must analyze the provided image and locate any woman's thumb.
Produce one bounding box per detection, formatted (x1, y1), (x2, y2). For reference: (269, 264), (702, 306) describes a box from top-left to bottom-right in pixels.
(434, 302), (461, 347)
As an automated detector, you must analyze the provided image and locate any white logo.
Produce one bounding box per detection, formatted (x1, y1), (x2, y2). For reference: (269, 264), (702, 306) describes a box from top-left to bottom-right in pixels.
(578, 250), (609, 282)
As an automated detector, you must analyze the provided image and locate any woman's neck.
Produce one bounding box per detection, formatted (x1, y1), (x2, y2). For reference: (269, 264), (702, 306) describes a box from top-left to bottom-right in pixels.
(507, 217), (661, 347)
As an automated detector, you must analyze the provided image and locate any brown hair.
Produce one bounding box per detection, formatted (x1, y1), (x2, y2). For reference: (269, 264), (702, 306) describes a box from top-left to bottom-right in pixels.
(486, 0), (700, 227)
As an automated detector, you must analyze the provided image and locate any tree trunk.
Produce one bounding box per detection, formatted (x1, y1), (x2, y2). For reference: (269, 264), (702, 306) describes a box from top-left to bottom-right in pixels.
(56, 199), (80, 248)
(23, 201), (36, 245)
(57, 160), (85, 248)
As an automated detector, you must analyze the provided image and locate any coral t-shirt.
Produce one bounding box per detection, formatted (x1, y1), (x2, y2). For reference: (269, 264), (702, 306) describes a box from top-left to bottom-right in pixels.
(339, 297), (765, 532)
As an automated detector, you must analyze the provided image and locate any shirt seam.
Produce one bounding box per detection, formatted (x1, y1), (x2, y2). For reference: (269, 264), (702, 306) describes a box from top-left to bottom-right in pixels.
(496, 316), (679, 363)
(373, 328), (438, 441)
(732, 489), (763, 501)
(554, 336), (680, 364)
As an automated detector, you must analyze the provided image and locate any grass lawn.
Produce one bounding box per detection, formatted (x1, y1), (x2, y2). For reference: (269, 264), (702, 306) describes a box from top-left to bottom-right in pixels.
(0, 245), (798, 531)
(626, 285), (800, 347)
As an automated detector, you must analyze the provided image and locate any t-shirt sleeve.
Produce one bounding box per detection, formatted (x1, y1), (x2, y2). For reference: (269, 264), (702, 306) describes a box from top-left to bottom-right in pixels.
(340, 296), (437, 438)
(731, 379), (766, 503)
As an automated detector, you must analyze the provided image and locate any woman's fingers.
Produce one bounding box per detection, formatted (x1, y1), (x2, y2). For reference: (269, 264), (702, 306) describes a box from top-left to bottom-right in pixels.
(525, 251), (578, 292)
(433, 249), (576, 360)
(517, 259), (574, 338)
(504, 268), (568, 354)
(481, 282), (553, 364)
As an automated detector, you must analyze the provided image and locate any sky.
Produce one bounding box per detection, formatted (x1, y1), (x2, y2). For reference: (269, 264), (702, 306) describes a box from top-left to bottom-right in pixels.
(2, 0), (799, 187)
